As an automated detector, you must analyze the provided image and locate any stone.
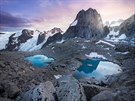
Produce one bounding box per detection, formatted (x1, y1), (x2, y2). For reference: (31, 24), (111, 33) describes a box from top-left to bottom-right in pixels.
(55, 75), (87, 101)
(17, 81), (56, 101)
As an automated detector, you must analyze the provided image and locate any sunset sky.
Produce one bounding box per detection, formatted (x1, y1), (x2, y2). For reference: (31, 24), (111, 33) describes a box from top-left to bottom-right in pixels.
(0, 0), (135, 32)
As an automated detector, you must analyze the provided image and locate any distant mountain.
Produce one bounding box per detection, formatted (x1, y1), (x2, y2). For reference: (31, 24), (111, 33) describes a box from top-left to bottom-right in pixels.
(47, 27), (63, 35)
(0, 27), (63, 51)
(1, 8), (134, 51)
(63, 8), (104, 40)
(105, 14), (135, 43)
(4, 29), (33, 51)
(119, 14), (135, 39)
(105, 19), (124, 27)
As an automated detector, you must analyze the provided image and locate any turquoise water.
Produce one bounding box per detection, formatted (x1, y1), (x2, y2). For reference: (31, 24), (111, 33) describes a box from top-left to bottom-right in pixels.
(78, 59), (100, 73)
(25, 55), (54, 68)
(74, 59), (121, 80)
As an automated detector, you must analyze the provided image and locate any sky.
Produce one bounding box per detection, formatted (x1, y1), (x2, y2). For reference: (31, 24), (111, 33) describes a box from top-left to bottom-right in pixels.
(0, 0), (135, 32)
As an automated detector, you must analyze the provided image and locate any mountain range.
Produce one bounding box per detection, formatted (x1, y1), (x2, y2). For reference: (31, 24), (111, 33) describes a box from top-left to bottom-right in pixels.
(0, 8), (135, 101)
(0, 8), (135, 52)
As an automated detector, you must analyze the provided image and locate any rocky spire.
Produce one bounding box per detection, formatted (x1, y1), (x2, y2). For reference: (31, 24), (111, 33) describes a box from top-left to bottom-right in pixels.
(63, 8), (104, 40)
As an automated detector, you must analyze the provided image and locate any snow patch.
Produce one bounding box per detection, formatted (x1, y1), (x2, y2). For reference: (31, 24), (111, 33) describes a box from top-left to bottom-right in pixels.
(85, 52), (107, 59)
(96, 40), (115, 47)
(70, 19), (78, 26)
(54, 75), (62, 79)
(82, 46), (86, 49)
(116, 51), (129, 55)
(118, 34), (126, 40)
(105, 30), (127, 42)
(106, 30), (119, 39)
(56, 39), (65, 44)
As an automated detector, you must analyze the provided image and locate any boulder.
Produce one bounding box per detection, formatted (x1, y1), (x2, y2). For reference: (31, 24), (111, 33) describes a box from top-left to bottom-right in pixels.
(17, 81), (56, 101)
(55, 75), (87, 101)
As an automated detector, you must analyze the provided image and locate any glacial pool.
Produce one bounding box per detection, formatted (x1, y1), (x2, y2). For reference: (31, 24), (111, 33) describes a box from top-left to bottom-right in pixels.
(74, 59), (122, 80)
(25, 55), (54, 68)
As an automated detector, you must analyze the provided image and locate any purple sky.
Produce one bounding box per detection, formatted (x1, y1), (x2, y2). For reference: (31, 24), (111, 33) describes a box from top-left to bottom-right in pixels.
(0, 0), (135, 32)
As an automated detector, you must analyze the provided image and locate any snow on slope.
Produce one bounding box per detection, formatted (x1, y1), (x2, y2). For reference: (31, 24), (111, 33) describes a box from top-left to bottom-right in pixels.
(19, 30), (60, 51)
(96, 40), (115, 47)
(19, 31), (39, 51)
(18, 31), (49, 51)
(56, 39), (65, 44)
(70, 20), (78, 26)
(105, 30), (126, 42)
(0, 33), (13, 50)
(85, 52), (107, 59)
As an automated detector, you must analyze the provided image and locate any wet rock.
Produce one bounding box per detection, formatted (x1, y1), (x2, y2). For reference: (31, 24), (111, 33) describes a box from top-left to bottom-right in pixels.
(17, 81), (56, 101)
(55, 75), (87, 101)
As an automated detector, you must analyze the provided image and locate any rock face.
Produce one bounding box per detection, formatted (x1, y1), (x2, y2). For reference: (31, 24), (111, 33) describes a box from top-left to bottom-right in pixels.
(42, 32), (63, 47)
(63, 8), (104, 40)
(119, 14), (135, 39)
(18, 81), (56, 101)
(5, 29), (33, 51)
(37, 27), (63, 46)
(37, 31), (47, 45)
(47, 27), (63, 35)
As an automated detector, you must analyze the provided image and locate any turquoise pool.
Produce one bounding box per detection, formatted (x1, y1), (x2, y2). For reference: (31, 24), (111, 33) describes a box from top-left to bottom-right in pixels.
(74, 59), (121, 80)
(25, 55), (54, 68)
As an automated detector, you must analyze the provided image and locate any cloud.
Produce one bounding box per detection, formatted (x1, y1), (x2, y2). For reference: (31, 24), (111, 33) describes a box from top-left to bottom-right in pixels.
(1, 0), (134, 32)
(0, 10), (31, 30)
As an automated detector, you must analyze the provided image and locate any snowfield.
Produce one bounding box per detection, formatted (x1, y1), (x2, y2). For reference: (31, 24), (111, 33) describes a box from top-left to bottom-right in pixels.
(85, 52), (107, 59)
(105, 30), (127, 42)
(96, 40), (115, 47)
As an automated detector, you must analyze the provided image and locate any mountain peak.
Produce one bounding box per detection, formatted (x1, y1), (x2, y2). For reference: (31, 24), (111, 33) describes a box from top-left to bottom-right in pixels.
(63, 8), (104, 39)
